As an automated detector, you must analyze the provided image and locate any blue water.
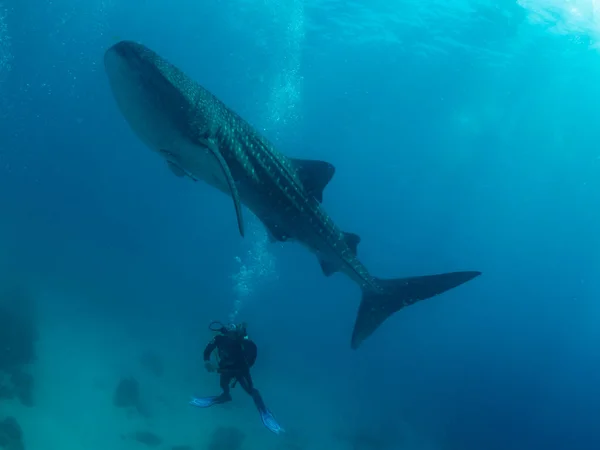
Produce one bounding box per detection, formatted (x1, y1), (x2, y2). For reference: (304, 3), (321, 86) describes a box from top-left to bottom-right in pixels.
(1, 1), (600, 450)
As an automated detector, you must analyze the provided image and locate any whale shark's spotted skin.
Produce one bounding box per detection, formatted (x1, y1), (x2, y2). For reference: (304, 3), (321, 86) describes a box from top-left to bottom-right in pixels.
(104, 40), (481, 349)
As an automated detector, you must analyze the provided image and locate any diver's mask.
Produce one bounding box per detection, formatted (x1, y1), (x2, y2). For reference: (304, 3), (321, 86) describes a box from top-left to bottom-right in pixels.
(209, 321), (248, 340)
(228, 322), (248, 340)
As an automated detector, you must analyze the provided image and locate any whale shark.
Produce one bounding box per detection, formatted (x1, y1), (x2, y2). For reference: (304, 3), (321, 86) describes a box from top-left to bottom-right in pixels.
(103, 40), (481, 349)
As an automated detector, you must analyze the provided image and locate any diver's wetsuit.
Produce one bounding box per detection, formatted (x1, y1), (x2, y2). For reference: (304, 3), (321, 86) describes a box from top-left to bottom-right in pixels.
(192, 326), (282, 434)
(203, 333), (266, 410)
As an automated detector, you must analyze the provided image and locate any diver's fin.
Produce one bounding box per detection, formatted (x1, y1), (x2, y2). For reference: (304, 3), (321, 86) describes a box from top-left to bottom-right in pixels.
(189, 394), (231, 408)
(351, 271), (482, 349)
(290, 158), (335, 203)
(260, 408), (285, 435)
(343, 232), (361, 255)
(318, 258), (339, 277)
(207, 141), (245, 237)
(167, 161), (186, 178)
(251, 390), (284, 435)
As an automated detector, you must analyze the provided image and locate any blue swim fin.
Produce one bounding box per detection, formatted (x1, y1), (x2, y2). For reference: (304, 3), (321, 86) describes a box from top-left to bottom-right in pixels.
(250, 389), (284, 435)
(189, 394), (231, 408)
(259, 408), (284, 435)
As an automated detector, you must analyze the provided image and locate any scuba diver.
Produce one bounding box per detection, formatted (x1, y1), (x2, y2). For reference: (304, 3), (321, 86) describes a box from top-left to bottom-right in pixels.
(189, 321), (284, 435)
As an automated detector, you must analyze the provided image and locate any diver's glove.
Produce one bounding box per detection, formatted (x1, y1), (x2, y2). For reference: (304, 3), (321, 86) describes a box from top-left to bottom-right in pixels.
(204, 361), (217, 373)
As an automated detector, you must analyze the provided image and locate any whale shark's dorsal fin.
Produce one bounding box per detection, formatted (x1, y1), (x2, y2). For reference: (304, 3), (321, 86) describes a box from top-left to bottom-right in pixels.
(291, 158), (335, 203)
(343, 232), (361, 255)
(205, 141), (245, 238)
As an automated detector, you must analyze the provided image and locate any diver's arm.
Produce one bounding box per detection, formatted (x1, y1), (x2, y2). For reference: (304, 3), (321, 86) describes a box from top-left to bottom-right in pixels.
(203, 338), (218, 361)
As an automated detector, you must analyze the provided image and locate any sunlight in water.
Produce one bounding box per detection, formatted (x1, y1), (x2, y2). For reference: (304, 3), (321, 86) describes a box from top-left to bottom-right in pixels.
(518, 0), (600, 37)
(229, 0), (305, 322)
(264, 0), (305, 129)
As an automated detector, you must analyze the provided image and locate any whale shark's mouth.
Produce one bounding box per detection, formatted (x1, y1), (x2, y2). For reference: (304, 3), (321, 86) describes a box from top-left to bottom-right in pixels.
(104, 40), (147, 72)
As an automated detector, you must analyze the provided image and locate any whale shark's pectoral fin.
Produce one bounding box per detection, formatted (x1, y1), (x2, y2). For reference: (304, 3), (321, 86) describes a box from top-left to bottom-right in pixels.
(290, 158), (335, 203)
(167, 160), (186, 178)
(162, 151), (196, 181)
(206, 141), (245, 238)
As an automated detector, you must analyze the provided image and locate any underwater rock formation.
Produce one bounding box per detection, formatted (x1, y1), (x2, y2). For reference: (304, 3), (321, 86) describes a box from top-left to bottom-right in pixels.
(0, 416), (25, 450)
(0, 286), (38, 372)
(9, 371), (33, 407)
(0, 387), (13, 400)
(139, 351), (164, 377)
(114, 377), (140, 408)
(0, 370), (33, 407)
(207, 426), (245, 450)
(273, 429), (307, 450)
(350, 433), (386, 450)
(334, 428), (395, 450)
(133, 431), (162, 447)
(113, 376), (149, 417)
(0, 286), (38, 407)
(0, 376), (14, 401)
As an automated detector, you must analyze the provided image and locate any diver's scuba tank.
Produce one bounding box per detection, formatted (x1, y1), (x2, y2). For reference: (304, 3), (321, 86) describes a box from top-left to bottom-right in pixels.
(206, 321), (254, 382)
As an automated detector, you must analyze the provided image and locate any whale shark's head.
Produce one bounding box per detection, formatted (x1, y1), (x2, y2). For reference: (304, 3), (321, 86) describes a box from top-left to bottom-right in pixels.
(104, 40), (189, 152)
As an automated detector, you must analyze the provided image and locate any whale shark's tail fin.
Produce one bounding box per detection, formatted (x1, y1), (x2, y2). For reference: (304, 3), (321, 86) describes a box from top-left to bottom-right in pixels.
(351, 271), (481, 349)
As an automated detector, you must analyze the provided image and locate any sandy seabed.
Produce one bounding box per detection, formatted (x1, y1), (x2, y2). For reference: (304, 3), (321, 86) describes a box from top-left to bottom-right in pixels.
(0, 293), (348, 450)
